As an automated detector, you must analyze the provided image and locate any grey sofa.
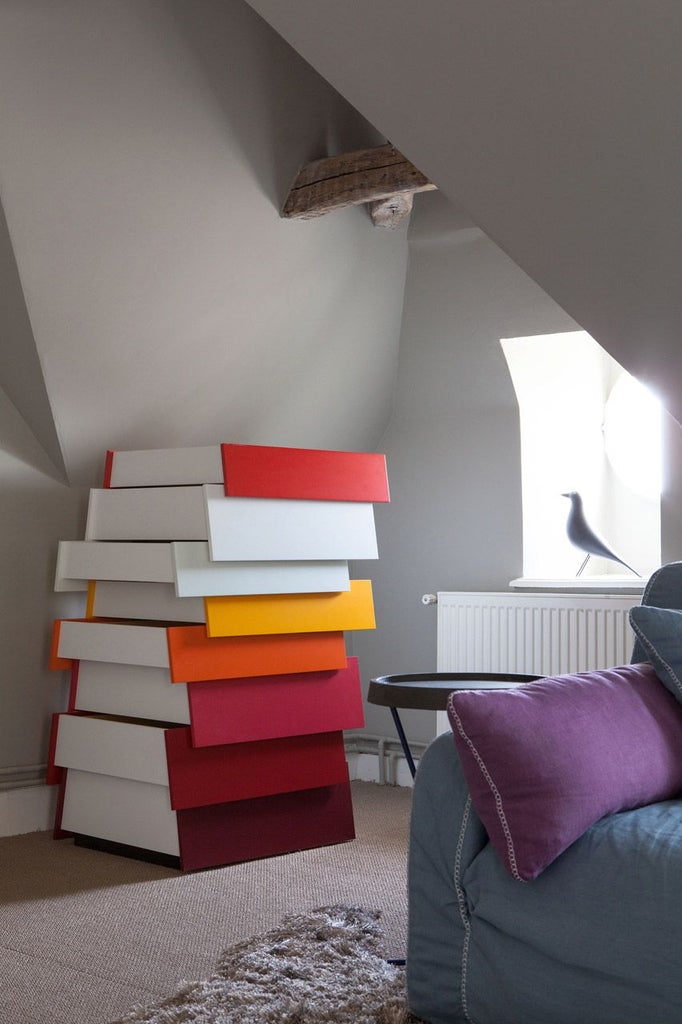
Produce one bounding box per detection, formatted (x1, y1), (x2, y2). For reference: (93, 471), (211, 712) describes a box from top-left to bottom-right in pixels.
(407, 562), (682, 1024)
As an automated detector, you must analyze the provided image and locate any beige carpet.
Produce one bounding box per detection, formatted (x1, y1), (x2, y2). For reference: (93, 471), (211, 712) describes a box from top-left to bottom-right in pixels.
(0, 781), (412, 1024)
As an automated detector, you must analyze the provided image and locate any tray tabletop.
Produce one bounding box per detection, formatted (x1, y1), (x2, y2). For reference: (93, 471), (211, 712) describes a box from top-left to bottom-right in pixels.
(367, 671), (540, 711)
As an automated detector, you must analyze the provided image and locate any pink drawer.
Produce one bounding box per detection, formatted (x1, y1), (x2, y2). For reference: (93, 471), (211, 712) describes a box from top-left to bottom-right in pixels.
(188, 657), (364, 746)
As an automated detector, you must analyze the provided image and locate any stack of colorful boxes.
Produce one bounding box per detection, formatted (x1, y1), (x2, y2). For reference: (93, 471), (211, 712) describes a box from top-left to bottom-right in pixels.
(47, 443), (388, 870)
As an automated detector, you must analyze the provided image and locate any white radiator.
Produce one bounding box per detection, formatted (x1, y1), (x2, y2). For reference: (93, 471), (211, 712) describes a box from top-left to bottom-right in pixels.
(437, 592), (638, 677)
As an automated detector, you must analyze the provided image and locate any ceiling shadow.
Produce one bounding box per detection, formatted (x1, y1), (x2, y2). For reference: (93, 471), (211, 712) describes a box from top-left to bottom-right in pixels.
(0, 199), (68, 482)
(167, 0), (386, 216)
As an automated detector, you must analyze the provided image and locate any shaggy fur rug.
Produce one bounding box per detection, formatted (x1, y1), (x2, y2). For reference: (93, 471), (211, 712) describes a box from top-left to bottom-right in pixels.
(111, 905), (423, 1024)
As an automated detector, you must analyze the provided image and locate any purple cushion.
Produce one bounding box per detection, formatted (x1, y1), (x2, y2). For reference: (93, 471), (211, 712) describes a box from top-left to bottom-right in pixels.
(447, 663), (682, 881)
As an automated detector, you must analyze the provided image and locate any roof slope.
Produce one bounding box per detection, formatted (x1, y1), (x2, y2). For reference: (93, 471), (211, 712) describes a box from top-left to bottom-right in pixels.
(247, 0), (682, 422)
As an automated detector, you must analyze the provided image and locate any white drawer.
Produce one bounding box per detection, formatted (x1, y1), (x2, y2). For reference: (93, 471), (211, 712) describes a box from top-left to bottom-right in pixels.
(204, 490), (378, 562)
(61, 769), (179, 856)
(106, 445), (223, 488)
(73, 661), (190, 724)
(84, 484), (379, 560)
(90, 581), (205, 622)
(85, 486), (207, 541)
(54, 714), (170, 785)
(55, 539), (351, 597)
(55, 540), (175, 591)
(57, 620), (170, 668)
(172, 542), (350, 597)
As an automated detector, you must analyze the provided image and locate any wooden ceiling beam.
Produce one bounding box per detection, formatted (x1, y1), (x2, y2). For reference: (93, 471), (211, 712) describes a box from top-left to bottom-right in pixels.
(281, 144), (436, 228)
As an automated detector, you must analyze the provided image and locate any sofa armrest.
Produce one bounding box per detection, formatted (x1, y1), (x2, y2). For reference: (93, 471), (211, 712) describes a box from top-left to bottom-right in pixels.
(407, 731), (489, 1024)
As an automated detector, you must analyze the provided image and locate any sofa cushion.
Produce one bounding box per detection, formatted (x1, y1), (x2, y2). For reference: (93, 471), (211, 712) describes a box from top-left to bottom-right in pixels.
(629, 605), (682, 704)
(447, 663), (682, 881)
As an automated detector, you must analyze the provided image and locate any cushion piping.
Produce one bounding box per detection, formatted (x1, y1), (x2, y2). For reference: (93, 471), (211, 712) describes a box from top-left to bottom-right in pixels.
(449, 700), (523, 882)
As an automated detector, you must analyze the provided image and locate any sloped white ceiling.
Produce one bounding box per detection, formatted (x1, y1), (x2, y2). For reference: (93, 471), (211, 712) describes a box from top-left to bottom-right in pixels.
(247, 0), (682, 424)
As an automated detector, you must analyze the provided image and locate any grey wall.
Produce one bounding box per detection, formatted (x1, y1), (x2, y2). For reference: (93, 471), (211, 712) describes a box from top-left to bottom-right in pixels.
(244, 1), (682, 744)
(662, 417), (682, 567)
(353, 193), (682, 745)
(352, 193), (578, 744)
(3, 0), (682, 794)
(0, 0), (407, 486)
(0, 389), (85, 770)
(0, 0), (407, 784)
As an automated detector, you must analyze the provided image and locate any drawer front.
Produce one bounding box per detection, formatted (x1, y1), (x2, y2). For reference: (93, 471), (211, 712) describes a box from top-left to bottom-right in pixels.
(164, 729), (349, 810)
(204, 580), (375, 637)
(52, 620), (170, 670)
(204, 488), (378, 562)
(103, 443), (389, 502)
(105, 445), (223, 488)
(85, 486), (207, 541)
(177, 777), (354, 871)
(90, 581), (205, 623)
(52, 620), (348, 681)
(188, 657), (363, 746)
(55, 715), (349, 812)
(62, 770), (179, 856)
(172, 542), (350, 597)
(220, 444), (389, 503)
(55, 540), (174, 591)
(54, 713), (172, 785)
(73, 661), (190, 724)
(166, 627), (347, 682)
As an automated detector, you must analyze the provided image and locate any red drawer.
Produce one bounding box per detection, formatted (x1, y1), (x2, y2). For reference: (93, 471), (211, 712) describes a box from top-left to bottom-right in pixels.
(52, 712), (349, 810)
(164, 728), (349, 810)
(221, 443), (389, 502)
(188, 657), (364, 746)
(177, 778), (355, 871)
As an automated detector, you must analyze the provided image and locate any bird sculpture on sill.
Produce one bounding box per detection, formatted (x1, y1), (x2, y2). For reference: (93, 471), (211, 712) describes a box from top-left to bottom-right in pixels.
(561, 491), (641, 577)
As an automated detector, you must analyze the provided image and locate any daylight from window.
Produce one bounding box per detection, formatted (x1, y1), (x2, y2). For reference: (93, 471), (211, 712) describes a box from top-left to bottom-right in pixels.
(501, 331), (662, 581)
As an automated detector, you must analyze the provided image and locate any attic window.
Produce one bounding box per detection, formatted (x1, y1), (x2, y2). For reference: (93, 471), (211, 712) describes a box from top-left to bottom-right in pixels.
(501, 331), (662, 583)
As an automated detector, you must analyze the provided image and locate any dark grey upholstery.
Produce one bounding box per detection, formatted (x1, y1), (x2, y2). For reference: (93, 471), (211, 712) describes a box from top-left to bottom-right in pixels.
(631, 561), (682, 662)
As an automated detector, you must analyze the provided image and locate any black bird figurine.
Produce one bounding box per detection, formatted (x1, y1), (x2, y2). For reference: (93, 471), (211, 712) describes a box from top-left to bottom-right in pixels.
(561, 491), (641, 577)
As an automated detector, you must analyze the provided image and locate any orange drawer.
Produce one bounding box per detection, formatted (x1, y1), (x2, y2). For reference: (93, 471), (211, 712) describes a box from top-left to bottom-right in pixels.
(166, 626), (347, 682)
(204, 580), (375, 637)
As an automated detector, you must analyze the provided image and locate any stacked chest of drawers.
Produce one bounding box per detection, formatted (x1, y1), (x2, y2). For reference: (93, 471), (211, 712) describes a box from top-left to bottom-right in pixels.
(47, 443), (388, 870)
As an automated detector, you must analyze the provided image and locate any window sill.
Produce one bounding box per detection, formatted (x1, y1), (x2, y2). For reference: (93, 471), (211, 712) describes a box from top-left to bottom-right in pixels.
(509, 576), (645, 594)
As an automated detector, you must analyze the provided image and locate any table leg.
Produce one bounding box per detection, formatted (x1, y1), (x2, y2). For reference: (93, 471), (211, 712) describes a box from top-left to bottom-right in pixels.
(390, 707), (417, 779)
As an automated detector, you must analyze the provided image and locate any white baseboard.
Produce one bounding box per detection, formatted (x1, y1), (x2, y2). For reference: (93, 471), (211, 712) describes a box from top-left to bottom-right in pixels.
(346, 751), (415, 788)
(0, 785), (56, 837)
